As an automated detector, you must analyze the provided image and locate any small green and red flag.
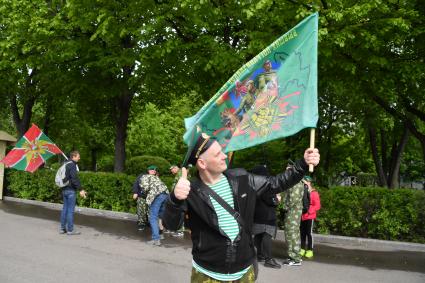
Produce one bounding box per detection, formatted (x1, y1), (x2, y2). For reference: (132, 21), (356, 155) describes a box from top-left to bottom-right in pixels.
(0, 124), (63, 173)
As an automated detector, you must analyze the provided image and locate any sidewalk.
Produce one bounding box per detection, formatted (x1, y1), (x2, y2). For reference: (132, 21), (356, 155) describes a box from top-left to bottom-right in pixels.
(1, 196), (424, 283)
(5, 196), (425, 253)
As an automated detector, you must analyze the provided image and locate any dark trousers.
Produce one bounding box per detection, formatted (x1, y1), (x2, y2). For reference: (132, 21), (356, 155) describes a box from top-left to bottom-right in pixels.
(300, 219), (314, 250)
(254, 232), (272, 260)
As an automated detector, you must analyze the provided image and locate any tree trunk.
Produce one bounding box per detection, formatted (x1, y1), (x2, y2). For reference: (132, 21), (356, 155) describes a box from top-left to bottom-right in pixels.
(113, 89), (133, 172)
(113, 36), (136, 173)
(10, 94), (36, 138)
(113, 63), (135, 173)
(388, 125), (409, 189)
(380, 128), (388, 175)
(368, 126), (387, 187)
(372, 94), (425, 164)
(9, 69), (38, 138)
(91, 148), (97, 172)
(43, 98), (53, 135)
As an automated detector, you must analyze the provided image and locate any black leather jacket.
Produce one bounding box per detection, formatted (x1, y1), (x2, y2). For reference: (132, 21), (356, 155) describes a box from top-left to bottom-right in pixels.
(163, 159), (308, 274)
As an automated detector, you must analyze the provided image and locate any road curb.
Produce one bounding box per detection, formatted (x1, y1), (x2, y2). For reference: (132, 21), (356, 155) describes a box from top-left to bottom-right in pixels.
(276, 230), (425, 252)
(4, 196), (425, 252)
(3, 196), (137, 221)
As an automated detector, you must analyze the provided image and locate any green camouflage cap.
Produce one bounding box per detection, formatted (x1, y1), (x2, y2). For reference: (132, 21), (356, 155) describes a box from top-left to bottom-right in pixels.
(303, 175), (313, 182)
(147, 165), (158, 171)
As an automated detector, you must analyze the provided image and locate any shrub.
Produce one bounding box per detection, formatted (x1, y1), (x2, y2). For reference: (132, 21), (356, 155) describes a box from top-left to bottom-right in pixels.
(7, 169), (62, 202)
(356, 172), (377, 187)
(310, 186), (425, 243)
(97, 155), (115, 172)
(6, 169), (137, 214)
(125, 155), (171, 176)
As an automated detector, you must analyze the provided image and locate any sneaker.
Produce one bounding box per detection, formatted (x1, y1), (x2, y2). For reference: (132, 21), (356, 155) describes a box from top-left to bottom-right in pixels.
(59, 229), (67, 234)
(264, 258), (281, 269)
(283, 259), (302, 266)
(137, 224), (146, 231)
(171, 231), (184, 237)
(147, 239), (161, 246)
(305, 250), (314, 258)
(257, 255), (266, 263)
(66, 231), (81, 235)
(299, 249), (306, 257)
(162, 229), (172, 234)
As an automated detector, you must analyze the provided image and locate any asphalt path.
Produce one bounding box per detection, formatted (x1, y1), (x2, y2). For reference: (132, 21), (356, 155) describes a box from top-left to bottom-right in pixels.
(0, 200), (424, 283)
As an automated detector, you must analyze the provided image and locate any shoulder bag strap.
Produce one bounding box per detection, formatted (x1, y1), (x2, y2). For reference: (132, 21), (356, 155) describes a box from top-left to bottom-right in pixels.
(202, 185), (245, 229)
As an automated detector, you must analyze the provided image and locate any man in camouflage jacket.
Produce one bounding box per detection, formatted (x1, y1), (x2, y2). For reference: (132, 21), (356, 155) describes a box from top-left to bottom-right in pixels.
(139, 165), (169, 245)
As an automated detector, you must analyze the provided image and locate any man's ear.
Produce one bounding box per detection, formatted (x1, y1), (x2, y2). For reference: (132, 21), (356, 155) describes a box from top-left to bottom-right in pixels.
(197, 159), (207, 170)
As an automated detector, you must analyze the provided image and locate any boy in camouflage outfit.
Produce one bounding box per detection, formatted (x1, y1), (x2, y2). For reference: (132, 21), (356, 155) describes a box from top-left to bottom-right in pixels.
(282, 164), (304, 266)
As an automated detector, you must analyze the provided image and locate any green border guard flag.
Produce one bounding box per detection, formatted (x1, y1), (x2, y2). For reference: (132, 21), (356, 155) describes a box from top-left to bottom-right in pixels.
(184, 13), (318, 153)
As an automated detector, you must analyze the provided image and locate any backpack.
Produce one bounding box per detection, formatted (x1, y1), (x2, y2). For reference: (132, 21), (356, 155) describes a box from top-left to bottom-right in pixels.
(55, 161), (72, 187)
(302, 184), (310, 214)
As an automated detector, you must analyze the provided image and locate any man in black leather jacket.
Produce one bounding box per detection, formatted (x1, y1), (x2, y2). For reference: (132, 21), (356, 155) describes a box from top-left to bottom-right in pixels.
(163, 133), (319, 282)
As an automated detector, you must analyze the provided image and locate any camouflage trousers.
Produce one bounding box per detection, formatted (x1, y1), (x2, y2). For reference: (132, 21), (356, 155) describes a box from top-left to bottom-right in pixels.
(284, 209), (302, 262)
(191, 266), (255, 283)
(136, 197), (148, 226)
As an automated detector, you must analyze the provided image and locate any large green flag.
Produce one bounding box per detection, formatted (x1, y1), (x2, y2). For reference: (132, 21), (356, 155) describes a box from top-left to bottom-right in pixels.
(184, 13), (318, 153)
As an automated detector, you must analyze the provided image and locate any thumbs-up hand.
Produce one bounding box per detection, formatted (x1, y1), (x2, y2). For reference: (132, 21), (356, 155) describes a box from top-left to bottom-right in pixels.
(174, 167), (191, 200)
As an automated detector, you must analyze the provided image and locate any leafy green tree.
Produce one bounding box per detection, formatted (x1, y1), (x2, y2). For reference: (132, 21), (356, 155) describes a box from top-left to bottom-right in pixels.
(127, 93), (203, 164)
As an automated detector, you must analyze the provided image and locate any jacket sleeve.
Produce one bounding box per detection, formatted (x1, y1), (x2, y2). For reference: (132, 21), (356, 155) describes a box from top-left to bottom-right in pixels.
(132, 175), (143, 195)
(250, 159), (308, 196)
(308, 190), (321, 214)
(68, 163), (81, 190)
(162, 193), (186, 231)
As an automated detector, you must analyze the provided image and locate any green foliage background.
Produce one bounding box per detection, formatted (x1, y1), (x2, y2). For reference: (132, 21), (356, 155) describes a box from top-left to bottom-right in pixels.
(276, 186), (425, 244)
(125, 155), (171, 176)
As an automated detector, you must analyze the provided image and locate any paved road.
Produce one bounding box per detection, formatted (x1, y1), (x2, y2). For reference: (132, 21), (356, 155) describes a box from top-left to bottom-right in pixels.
(0, 199), (424, 283)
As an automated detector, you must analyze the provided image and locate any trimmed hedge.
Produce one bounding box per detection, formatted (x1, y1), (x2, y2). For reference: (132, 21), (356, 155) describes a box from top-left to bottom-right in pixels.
(6, 169), (137, 214)
(6, 169), (177, 215)
(277, 186), (425, 243)
(6, 170), (425, 243)
(7, 170), (63, 203)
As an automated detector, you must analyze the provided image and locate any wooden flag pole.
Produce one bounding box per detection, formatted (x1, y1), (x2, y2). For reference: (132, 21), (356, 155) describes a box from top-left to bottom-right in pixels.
(309, 128), (315, 173)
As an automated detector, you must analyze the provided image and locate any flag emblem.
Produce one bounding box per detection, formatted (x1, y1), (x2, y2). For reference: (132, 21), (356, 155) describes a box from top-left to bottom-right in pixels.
(184, 13), (319, 153)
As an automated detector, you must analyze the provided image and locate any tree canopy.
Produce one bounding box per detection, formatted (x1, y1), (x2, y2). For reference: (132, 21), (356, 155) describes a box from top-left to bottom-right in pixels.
(1, 0), (424, 187)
